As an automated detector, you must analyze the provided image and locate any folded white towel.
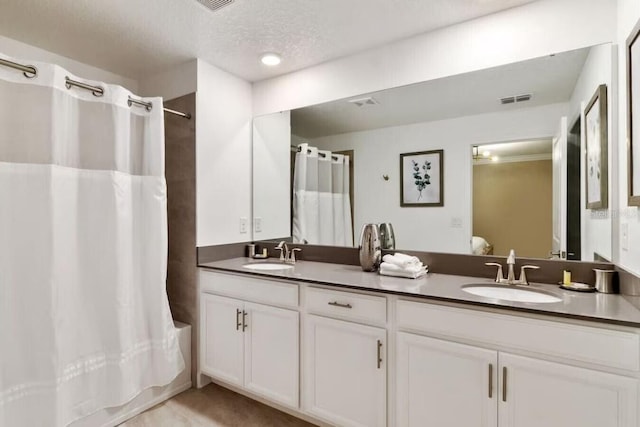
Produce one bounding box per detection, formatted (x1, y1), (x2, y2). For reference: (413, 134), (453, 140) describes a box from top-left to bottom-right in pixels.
(379, 266), (427, 279)
(382, 253), (422, 269)
(380, 262), (426, 275)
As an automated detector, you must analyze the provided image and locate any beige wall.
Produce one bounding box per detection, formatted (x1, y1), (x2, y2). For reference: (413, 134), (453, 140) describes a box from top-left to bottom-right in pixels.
(473, 160), (552, 258)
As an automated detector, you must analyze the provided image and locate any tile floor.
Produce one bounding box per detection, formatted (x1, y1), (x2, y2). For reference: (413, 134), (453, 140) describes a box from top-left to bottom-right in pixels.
(119, 383), (317, 427)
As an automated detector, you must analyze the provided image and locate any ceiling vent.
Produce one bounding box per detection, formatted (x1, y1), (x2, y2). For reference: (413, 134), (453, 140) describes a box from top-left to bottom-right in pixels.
(196, 0), (235, 12)
(500, 94), (533, 105)
(348, 97), (379, 107)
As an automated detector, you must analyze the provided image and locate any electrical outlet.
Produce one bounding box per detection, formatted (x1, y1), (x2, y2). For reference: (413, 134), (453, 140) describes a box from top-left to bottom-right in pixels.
(622, 223), (629, 251)
(239, 217), (248, 234)
(450, 217), (463, 229)
(254, 217), (262, 233)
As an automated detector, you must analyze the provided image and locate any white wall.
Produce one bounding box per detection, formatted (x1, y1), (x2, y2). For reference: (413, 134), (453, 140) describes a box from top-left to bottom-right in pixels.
(616, 0), (640, 275)
(253, 0), (616, 116)
(567, 44), (616, 261)
(253, 111), (291, 240)
(0, 35), (138, 91)
(196, 59), (253, 246)
(311, 103), (568, 253)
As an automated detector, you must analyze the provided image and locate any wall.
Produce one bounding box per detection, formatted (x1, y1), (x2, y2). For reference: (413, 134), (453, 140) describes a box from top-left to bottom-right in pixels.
(253, 111), (291, 241)
(253, 0), (616, 116)
(196, 59), (253, 247)
(311, 102), (567, 254)
(139, 60), (198, 100)
(164, 93), (198, 383)
(616, 0), (640, 275)
(0, 35), (138, 91)
(473, 160), (553, 258)
(566, 43), (615, 261)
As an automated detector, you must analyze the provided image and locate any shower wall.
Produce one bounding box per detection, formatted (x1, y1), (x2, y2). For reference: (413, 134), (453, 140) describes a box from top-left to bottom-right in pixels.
(164, 93), (198, 383)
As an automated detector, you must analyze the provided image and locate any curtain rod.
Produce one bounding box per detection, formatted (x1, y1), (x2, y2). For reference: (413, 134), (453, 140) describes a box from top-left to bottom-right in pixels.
(0, 57), (192, 120)
(290, 145), (340, 161)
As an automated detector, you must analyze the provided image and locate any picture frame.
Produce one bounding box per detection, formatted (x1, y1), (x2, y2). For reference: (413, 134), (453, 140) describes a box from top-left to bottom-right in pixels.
(400, 149), (444, 207)
(627, 18), (640, 206)
(585, 84), (608, 210)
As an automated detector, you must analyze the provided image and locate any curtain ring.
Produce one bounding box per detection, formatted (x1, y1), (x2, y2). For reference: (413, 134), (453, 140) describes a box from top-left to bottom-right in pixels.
(23, 65), (37, 79)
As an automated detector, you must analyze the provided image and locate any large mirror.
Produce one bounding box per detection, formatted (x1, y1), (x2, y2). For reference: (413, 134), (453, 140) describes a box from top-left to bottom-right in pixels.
(252, 43), (616, 262)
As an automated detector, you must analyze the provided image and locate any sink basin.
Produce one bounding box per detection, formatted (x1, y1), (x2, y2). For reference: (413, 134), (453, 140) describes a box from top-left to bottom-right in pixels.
(242, 263), (294, 271)
(462, 284), (562, 304)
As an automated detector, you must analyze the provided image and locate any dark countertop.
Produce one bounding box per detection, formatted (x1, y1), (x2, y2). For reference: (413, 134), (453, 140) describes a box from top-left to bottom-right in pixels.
(198, 258), (640, 328)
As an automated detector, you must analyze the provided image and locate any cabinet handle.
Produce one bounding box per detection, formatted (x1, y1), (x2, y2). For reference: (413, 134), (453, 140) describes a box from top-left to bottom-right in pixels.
(242, 310), (248, 331)
(236, 309), (242, 331)
(502, 367), (507, 402)
(488, 364), (493, 398)
(328, 301), (352, 309)
(377, 340), (383, 369)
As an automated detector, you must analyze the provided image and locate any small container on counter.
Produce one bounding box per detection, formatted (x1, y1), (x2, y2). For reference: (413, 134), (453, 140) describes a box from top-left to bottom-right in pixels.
(563, 270), (571, 285)
(594, 269), (617, 294)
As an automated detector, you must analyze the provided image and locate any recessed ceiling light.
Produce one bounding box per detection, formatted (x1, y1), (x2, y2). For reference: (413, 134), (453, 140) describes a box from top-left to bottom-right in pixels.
(260, 53), (281, 66)
(482, 150), (491, 157)
(492, 156), (500, 162)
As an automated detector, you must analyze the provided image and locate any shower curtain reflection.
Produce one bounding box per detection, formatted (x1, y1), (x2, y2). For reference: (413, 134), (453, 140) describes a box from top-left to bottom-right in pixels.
(292, 143), (353, 246)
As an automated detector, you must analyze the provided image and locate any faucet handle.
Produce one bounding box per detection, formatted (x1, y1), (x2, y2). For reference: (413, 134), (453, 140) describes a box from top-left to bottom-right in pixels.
(519, 265), (540, 285)
(485, 262), (504, 282)
(290, 248), (302, 263)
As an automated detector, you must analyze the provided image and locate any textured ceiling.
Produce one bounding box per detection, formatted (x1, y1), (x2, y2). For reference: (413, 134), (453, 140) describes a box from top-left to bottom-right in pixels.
(291, 46), (589, 139)
(0, 0), (538, 82)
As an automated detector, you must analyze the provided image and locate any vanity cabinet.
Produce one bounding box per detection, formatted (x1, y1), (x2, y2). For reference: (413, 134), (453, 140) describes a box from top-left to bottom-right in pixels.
(200, 293), (299, 408)
(396, 301), (639, 427)
(304, 314), (387, 427)
(199, 269), (640, 427)
(396, 332), (497, 427)
(498, 353), (637, 427)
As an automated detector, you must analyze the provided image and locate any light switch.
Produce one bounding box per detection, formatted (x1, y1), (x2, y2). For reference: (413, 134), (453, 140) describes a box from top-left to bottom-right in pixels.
(239, 217), (248, 234)
(622, 223), (629, 251)
(254, 217), (262, 233)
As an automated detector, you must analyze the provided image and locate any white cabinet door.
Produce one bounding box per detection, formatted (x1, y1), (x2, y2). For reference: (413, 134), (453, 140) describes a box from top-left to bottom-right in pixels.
(200, 293), (244, 386)
(499, 353), (638, 427)
(304, 315), (386, 427)
(396, 332), (498, 427)
(244, 302), (299, 408)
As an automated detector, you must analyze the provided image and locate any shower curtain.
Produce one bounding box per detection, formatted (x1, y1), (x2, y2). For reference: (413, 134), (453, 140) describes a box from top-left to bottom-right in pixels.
(0, 54), (184, 426)
(292, 143), (353, 246)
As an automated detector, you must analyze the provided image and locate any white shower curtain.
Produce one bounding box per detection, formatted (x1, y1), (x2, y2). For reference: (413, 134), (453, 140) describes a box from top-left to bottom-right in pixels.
(0, 54), (184, 426)
(292, 143), (353, 246)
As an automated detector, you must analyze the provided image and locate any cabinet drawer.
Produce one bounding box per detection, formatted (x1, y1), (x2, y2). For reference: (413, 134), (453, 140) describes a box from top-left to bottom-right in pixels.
(305, 287), (386, 325)
(200, 269), (298, 308)
(397, 300), (640, 372)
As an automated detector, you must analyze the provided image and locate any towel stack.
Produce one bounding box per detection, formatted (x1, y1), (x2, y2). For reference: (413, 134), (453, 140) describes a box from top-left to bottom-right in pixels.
(379, 253), (428, 279)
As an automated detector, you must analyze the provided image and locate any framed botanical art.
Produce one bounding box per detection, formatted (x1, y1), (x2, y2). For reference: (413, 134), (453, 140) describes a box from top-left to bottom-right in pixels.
(585, 84), (608, 210)
(627, 18), (640, 206)
(400, 149), (444, 207)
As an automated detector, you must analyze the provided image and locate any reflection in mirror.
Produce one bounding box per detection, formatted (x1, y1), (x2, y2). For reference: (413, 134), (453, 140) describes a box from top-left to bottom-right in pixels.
(252, 43), (615, 262)
(472, 139), (553, 259)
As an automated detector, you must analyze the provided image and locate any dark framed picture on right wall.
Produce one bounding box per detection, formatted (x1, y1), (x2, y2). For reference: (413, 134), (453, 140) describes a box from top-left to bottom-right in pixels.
(627, 17), (640, 206)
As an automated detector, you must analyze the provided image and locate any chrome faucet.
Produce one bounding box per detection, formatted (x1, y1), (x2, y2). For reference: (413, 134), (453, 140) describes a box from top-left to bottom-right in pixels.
(506, 249), (516, 283)
(486, 249), (540, 285)
(276, 241), (301, 264)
